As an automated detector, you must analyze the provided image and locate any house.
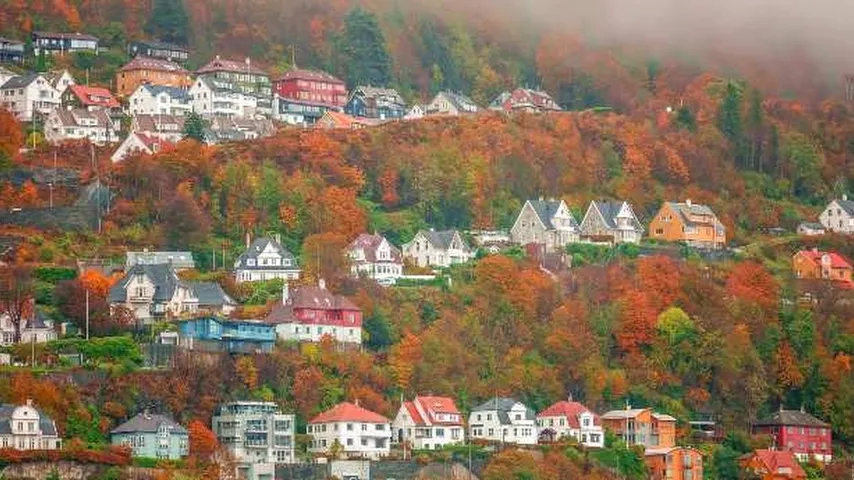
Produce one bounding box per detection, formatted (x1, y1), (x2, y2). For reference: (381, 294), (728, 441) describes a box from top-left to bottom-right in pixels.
(753, 408), (832, 463)
(127, 84), (192, 117)
(345, 86), (407, 120)
(468, 397), (537, 445)
(108, 264), (236, 323)
(0, 308), (57, 346)
(0, 399), (62, 450)
(212, 401), (296, 465)
(819, 194), (854, 234)
(510, 198), (580, 252)
(469, 230), (513, 254)
(205, 116), (276, 144)
(272, 96), (338, 126)
(110, 410), (189, 460)
(190, 76), (263, 119)
(536, 399), (604, 447)
(404, 104), (426, 120)
(32, 31), (99, 55)
(273, 67), (347, 108)
(0, 38), (24, 63)
(266, 280), (362, 345)
(579, 200), (644, 244)
(116, 56), (192, 98)
(234, 236), (300, 283)
(645, 447), (704, 480)
(648, 200), (726, 249)
(176, 317), (276, 354)
(44, 70), (76, 95)
(130, 114), (186, 143)
(797, 222), (826, 236)
(600, 408), (676, 449)
(195, 56), (272, 117)
(0, 73), (61, 122)
(0, 67), (16, 88)
(392, 396), (465, 450)
(427, 91), (479, 116)
(489, 88), (562, 113)
(61, 85), (120, 112)
(739, 449), (807, 480)
(128, 40), (189, 63)
(315, 110), (379, 130)
(347, 233), (404, 285)
(307, 401), (391, 460)
(402, 230), (473, 268)
(792, 249), (853, 285)
(126, 250), (195, 270)
(111, 132), (174, 163)
(44, 108), (119, 145)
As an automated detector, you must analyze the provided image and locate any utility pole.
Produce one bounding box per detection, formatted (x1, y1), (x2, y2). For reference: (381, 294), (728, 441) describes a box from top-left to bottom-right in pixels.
(30, 316), (35, 368)
(85, 289), (90, 340)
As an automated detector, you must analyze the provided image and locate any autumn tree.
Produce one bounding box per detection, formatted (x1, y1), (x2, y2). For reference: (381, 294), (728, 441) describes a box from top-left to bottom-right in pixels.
(162, 182), (210, 248)
(188, 419), (219, 462)
(300, 233), (349, 286)
(0, 108), (23, 168)
(0, 265), (34, 343)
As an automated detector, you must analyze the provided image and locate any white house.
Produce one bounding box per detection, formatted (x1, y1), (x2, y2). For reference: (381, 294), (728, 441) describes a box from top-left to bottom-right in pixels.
(44, 108), (119, 145)
(427, 91), (479, 116)
(0, 67), (16, 88)
(45, 70), (76, 95)
(265, 281), (362, 346)
(0, 399), (62, 450)
(111, 132), (174, 163)
(190, 76), (259, 119)
(307, 402), (391, 460)
(234, 236), (301, 283)
(392, 396), (465, 450)
(130, 114), (186, 143)
(578, 200), (644, 244)
(536, 399), (604, 447)
(347, 233), (404, 285)
(510, 198), (580, 252)
(0, 73), (61, 122)
(403, 104), (426, 120)
(127, 84), (192, 116)
(819, 195), (854, 234)
(401, 230), (473, 269)
(468, 397), (537, 445)
(797, 222), (826, 237)
(212, 401), (296, 465)
(0, 310), (57, 346)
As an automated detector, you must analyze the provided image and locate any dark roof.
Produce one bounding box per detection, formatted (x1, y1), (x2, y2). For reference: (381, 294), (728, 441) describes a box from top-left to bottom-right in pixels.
(1, 73), (40, 90)
(50, 108), (113, 129)
(755, 409), (829, 428)
(120, 56), (188, 74)
(835, 198), (854, 216)
(266, 284), (360, 324)
(528, 199), (577, 230)
(434, 91), (478, 113)
(0, 404), (58, 436)
(108, 263), (179, 303)
(111, 412), (187, 435)
(416, 230), (471, 252)
(235, 237), (298, 270)
(132, 114), (186, 133)
(471, 397), (536, 425)
(589, 200), (642, 231)
(189, 281), (235, 308)
(139, 85), (191, 102)
(350, 86), (406, 105)
(667, 201), (724, 230)
(196, 56), (267, 76)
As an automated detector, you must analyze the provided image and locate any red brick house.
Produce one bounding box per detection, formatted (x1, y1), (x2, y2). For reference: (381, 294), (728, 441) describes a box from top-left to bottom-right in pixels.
(753, 408), (832, 463)
(265, 280), (362, 346)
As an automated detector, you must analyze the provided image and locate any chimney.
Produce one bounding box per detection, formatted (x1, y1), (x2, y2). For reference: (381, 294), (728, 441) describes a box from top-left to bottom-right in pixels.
(282, 282), (289, 305)
(26, 399), (32, 407)
(245, 232), (251, 249)
(143, 408), (151, 420)
(685, 199), (692, 206)
(318, 279), (326, 290)
(843, 194), (849, 201)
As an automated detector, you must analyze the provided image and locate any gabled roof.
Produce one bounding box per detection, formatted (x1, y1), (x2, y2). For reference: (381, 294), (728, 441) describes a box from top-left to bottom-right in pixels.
(746, 450), (806, 478)
(108, 263), (180, 303)
(350, 86), (406, 107)
(432, 91), (478, 113)
(132, 132), (175, 151)
(196, 56), (267, 76)
(754, 409), (829, 428)
(111, 412), (187, 435)
(349, 233), (402, 263)
(589, 200), (642, 231)
(414, 230), (471, 252)
(0, 403), (58, 436)
(310, 402), (389, 424)
(471, 397), (535, 424)
(831, 198), (854, 216)
(537, 401), (600, 427)
(403, 396), (462, 427)
(266, 283), (360, 324)
(318, 110), (360, 129)
(1, 73), (41, 90)
(526, 199), (576, 230)
(67, 85), (120, 108)
(276, 67), (344, 84)
(132, 114), (186, 133)
(235, 237), (298, 270)
(601, 408), (652, 420)
(120, 56), (188, 74)
(666, 201), (724, 230)
(492, 88), (561, 112)
(137, 84), (191, 102)
(189, 281), (235, 308)
(50, 108), (113, 129)
(795, 250), (853, 270)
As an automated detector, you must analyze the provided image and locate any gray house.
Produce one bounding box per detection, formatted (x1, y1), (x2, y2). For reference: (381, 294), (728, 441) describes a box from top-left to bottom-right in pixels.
(819, 195), (854, 234)
(510, 198), (580, 252)
(111, 411), (188, 460)
(402, 230), (473, 268)
(468, 397), (537, 445)
(234, 236), (301, 284)
(579, 200), (644, 244)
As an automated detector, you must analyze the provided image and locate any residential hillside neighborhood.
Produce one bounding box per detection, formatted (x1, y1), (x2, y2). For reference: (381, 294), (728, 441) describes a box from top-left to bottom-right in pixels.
(1, 4), (854, 480)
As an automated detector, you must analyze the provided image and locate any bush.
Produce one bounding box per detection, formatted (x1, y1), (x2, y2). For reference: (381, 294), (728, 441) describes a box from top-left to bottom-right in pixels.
(34, 267), (77, 283)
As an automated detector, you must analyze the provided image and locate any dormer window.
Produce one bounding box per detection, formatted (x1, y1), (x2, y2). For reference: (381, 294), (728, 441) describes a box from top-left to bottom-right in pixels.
(247, 259), (256, 267)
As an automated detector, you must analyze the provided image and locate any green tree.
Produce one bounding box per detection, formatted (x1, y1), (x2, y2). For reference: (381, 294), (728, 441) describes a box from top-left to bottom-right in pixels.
(146, 0), (190, 45)
(342, 7), (393, 87)
(656, 307), (696, 345)
(783, 132), (825, 202)
(364, 311), (392, 351)
(717, 81), (746, 167)
(675, 106), (697, 131)
(183, 112), (208, 142)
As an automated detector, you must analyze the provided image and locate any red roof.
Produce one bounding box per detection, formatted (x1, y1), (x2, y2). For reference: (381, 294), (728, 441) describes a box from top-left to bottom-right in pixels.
(119, 56), (188, 74)
(196, 56), (266, 76)
(276, 67), (344, 84)
(265, 284), (361, 326)
(402, 396), (462, 426)
(751, 450), (806, 478)
(310, 402), (389, 424)
(797, 250), (853, 270)
(135, 132), (175, 151)
(537, 401), (600, 428)
(67, 85), (120, 108)
(349, 233), (403, 264)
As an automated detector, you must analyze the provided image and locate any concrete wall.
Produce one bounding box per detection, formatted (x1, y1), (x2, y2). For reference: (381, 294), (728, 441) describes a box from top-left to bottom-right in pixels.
(276, 460), (483, 480)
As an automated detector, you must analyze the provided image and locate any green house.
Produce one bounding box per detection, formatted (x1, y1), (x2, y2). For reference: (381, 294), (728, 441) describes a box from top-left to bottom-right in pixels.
(110, 411), (188, 460)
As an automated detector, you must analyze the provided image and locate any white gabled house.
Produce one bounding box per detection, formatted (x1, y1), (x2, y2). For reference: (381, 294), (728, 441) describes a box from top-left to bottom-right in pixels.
(510, 198), (580, 252)
(468, 397), (537, 445)
(307, 402), (391, 460)
(44, 108), (119, 145)
(111, 132), (174, 163)
(127, 84), (192, 117)
(578, 200), (644, 244)
(536, 399), (604, 447)
(392, 396), (465, 450)
(0, 73), (61, 122)
(819, 195), (854, 234)
(401, 230), (473, 269)
(348, 233), (404, 285)
(234, 236), (301, 283)
(130, 114), (186, 143)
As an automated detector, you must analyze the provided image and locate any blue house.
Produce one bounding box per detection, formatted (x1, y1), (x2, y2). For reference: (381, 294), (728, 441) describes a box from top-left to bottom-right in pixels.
(177, 317), (276, 353)
(110, 411), (188, 460)
(345, 86), (407, 120)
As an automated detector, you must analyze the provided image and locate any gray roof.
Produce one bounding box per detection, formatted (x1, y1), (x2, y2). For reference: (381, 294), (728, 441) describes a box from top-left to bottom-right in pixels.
(142, 84), (191, 102)
(755, 409), (829, 428)
(0, 404), (58, 436)
(528, 199), (577, 230)
(591, 200), (642, 231)
(235, 237), (298, 270)
(438, 91), (478, 113)
(111, 412), (187, 435)
(109, 263), (179, 303)
(1, 73), (40, 90)
(190, 281), (235, 307)
(419, 230), (471, 252)
(471, 397), (535, 425)
(834, 198), (854, 216)
(126, 251), (195, 269)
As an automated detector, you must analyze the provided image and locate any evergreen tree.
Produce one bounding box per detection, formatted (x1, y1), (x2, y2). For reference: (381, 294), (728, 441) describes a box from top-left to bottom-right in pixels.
(183, 112), (207, 142)
(717, 81), (746, 167)
(341, 7), (393, 87)
(675, 106), (697, 132)
(146, 0), (190, 45)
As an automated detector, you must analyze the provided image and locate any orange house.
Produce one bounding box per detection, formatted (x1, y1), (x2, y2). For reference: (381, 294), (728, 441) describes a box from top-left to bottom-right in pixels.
(793, 249), (853, 284)
(600, 408), (676, 449)
(739, 450), (806, 480)
(649, 200), (726, 249)
(645, 447), (704, 480)
(116, 56), (192, 97)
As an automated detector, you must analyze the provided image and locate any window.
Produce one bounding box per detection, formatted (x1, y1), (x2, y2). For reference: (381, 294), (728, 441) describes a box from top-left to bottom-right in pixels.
(346, 438), (353, 446)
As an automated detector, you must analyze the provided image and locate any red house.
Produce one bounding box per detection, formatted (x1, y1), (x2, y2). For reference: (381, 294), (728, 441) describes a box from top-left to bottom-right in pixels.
(265, 280), (362, 346)
(273, 68), (348, 108)
(753, 408), (832, 463)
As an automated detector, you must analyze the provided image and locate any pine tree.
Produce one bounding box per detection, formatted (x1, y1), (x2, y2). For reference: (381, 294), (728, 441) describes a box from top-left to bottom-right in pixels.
(341, 7), (393, 87)
(183, 112), (207, 142)
(146, 0), (190, 45)
(717, 81), (746, 167)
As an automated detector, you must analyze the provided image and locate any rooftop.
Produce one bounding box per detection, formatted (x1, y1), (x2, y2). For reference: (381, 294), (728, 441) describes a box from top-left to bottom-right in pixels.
(310, 402), (389, 424)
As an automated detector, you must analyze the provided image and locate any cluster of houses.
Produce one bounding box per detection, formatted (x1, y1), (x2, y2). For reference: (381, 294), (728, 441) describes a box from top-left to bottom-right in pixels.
(2, 393), (834, 480)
